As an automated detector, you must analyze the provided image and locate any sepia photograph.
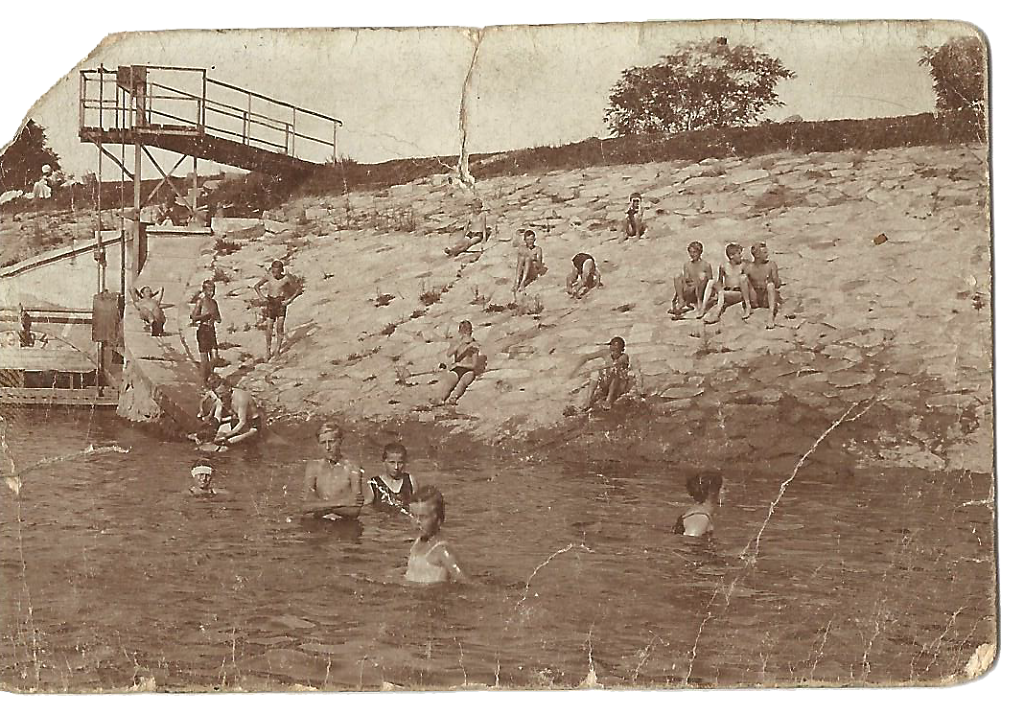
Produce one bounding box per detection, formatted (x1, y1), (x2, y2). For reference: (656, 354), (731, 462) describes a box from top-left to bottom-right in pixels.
(0, 6), (1002, 697)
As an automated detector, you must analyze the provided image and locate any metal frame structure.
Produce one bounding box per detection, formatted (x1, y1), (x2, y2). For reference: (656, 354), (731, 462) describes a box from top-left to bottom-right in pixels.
(78, 64), (344, 288)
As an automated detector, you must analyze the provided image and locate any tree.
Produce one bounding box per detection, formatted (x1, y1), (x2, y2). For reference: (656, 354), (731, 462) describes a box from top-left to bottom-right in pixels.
(605, 39), (795, 136)
(919, 36), (986, 119)
(0, 120), (62, 192)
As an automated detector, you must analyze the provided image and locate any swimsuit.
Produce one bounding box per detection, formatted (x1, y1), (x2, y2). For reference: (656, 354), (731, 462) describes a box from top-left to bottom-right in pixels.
(451, 366), (475, 379)
(406, 539), (450, 583)
(673, 504), (714, 536)
(596, 354), (630, 392)
(572, 253), (594, 273)
(264, 296), (287, 320)
(196, 323), (218, 353)
(369, 474), (414, 510)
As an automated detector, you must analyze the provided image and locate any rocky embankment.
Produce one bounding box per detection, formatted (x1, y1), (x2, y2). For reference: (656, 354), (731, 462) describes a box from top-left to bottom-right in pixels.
(195, 143), (991, 473)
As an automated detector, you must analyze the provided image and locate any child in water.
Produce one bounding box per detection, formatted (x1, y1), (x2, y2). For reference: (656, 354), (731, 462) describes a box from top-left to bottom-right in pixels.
(189, 458), (224, 496)
(673, 472), (722, 537)
(367, 442), (417, 512)
(406, 486), (466, 584)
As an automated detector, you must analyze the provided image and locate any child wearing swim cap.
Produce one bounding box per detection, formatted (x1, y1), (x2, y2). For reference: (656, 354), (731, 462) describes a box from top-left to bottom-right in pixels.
(406, 486), (466, 584)
(189, 458), (221, 496)
(673, 472), (723, 537)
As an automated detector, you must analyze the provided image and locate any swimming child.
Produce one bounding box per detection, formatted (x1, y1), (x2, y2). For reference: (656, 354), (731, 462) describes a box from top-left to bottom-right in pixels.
(189, 457), (224, 496)
(571, 336), (631, 411)
(367, 442), (418, 513)
(406, 486), (466, 584)
(670, 241), (714, 319)
(565, 252), (602, 299)
(435, 320), (482, 406)
(622, 191), (646, 240)
(673, 472), (723, 537)
(302, 421), (367, 520)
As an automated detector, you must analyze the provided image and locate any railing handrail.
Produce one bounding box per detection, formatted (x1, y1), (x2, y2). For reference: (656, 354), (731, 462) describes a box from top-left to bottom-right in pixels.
(79, 65), (343, 163)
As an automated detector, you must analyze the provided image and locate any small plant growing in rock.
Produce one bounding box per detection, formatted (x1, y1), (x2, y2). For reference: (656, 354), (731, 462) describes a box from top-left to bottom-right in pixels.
(410, 309), (427, 319)
(212, 266), (232, 283)
(419, 287), (443, 306)
(374, 292), (396, 308)
(514, 295), (544, 316)
(381, 322), (398, 337)
(470, 287), (490, 306)
(214, 237), (242, 256)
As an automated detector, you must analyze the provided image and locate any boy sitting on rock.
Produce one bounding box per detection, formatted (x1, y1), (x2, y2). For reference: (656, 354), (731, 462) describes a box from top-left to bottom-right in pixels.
(513, 230), (545, 299)
(742, 241), (782, 329)
(670, 241), (714, 319)
(569, 336), (632, 412)
(622, 191), (646, 240)
(702, 243), (753, 324)
(444, 198), (491, 257)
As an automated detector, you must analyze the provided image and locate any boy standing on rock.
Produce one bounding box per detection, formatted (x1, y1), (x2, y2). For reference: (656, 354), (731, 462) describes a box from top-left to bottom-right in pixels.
(190, 279), (221, 380)
(254, 259), (303, 361)
(743, 242), (782, 329)
(622, 192), (646, 240)
(670, 241), (714, 319)
(513, 230), (545, 299)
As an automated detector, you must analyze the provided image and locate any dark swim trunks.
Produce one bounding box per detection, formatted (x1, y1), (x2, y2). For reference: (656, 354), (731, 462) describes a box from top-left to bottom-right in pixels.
(451, 366), (475, 380)
(264, 296), (287, 320)
(196, 323), (218, 353)
(572, 253), (594, 272)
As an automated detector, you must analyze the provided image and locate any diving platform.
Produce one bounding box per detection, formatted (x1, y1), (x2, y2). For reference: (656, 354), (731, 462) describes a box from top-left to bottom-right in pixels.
(79, 65), (343, 180)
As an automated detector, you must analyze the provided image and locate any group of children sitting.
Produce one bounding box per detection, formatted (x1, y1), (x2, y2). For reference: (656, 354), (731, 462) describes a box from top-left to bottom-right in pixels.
(670, 240), (782, 329)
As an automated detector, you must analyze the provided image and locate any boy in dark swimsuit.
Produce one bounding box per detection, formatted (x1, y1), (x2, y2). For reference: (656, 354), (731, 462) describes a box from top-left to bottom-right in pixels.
(367, 442), (418, 513)
(435, 320), (482, 406)
(565, 252), (602, 299)
(702, 243), (753, 324)
(254, 259), (303, 361)
(133, 286), (166, 336)
(190, 279), (221, 381)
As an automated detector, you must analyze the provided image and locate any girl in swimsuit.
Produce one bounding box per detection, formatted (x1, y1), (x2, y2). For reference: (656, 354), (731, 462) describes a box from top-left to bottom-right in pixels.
(406, 486), (466, 584)
(368, 442), (417, 512)
(673, 472), (723, 537)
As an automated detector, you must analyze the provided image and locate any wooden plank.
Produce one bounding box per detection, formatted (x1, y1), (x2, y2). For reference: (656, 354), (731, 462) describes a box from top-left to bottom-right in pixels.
(0, 387), (118, 407)
(0, 349), (97, 372)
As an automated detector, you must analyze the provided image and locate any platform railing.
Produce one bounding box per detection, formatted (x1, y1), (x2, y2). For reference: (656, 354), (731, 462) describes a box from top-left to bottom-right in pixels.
(80, 65), (343, 164)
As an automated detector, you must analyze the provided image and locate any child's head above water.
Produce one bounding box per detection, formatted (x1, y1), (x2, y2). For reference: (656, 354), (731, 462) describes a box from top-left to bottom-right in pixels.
(191, 457), (214, 491)
(686, 472), (723, 505)
(410, 485), (445, 536)
(382, 442), (408, 476)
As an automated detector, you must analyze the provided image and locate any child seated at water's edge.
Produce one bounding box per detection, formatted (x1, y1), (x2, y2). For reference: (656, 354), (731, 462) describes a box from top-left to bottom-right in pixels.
(567, 336), (638, 413)
(444, 198), (491, 257)
(367, 442), (418, 513)
(406, 486), (466, 584)
(673, 472), (722, 537)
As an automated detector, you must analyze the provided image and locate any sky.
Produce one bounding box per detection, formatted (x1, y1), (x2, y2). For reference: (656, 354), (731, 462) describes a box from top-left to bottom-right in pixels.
(1, 19), (972, 180)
